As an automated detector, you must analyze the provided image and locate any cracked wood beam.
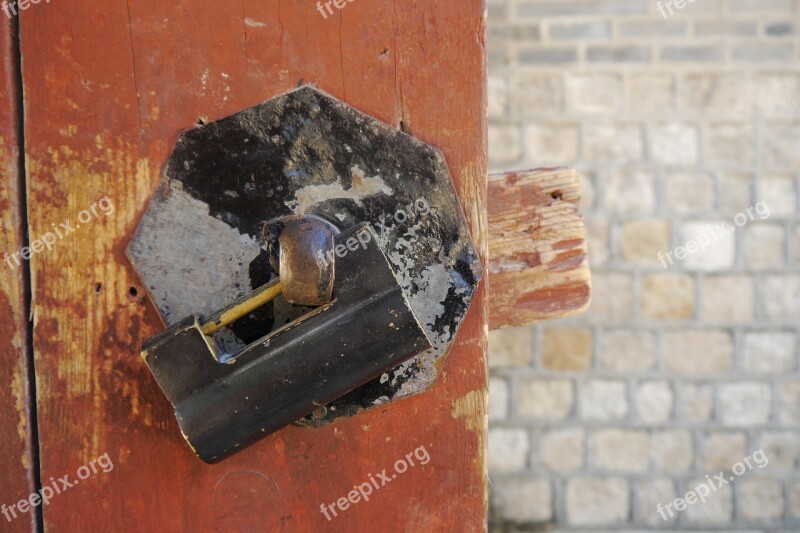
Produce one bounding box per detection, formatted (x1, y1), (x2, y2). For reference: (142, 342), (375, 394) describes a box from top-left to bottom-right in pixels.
(0, 16), (38, 533)
(488, 167), (591, 330)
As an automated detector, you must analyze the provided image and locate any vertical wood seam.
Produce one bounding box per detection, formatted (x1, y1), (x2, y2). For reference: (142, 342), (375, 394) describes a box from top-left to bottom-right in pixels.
(11, 15), (43, 533)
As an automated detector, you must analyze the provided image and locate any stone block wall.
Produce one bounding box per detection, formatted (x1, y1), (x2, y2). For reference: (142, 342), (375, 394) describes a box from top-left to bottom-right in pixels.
(487, 0), (800, 530)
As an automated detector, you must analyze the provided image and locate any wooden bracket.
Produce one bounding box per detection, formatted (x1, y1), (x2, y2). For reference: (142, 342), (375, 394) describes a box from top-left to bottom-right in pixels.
(487, 167), (591, 330)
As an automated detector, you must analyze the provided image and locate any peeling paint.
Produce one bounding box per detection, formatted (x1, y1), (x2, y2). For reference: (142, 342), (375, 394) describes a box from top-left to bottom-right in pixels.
(11, 372), (28, 453)
(287, 165), (393, 213)
(128, 180), (263, 322)
(244, 17), (267, 27)
(452, 389), (486, 432)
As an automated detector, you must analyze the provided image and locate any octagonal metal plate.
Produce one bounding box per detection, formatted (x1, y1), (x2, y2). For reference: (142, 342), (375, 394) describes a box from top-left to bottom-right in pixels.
(127, 86), (482, 423)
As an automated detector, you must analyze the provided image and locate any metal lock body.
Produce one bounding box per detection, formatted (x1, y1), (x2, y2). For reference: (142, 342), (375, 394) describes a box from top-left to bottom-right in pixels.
(142, 225), (430, 462)
(128, 86), (482, 461)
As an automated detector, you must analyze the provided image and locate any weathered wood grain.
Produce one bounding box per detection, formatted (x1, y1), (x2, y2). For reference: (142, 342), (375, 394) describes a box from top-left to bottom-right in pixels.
(21, 1), (487, 531)
(0, 17), (37, 533)
(488, 168), (591, 330)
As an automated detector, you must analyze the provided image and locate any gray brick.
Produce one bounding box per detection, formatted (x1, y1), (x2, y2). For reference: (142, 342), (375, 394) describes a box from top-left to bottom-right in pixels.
(629, 73), (676, 113)
(489, 124), (523, 165)
(513, 73), (565, 113)
(742, 224), (786, 269)
(488, 47), (509, 69)
(618, 19), (686, 37)
(518, 46), (578, 65)
(732, 44), (795, 62)
(694, 20), (758, 36)
(587, 272), (633, 324)
(487, 2), (508, 21)
(660, 45), (724, 62)
(568, 73), (623, 114)
(492, 478), (553, 523)
(719, 172), (753, 216)
(488, 25), (514, 44)
(736, 478), (784, 523)
(729, 0), (794, 12)
(518, 0), (648, 18)
(707, 122), (756, 169)
(760, 174), (797, 216)
(489, 428), (529, 472)
(566, 478), (630, 526)
(765, 21), (796, 36)
(491, 24), (541, 42)
(549, 21), (612, 40)
(718, 383), (772, 426)
(755, 73), (800, 118)
(763, 122), (800, 170)
(587, 45), (651, 63)
(511, 24), (542, 41)
(680, 72), (750, 116)
(761, 275), (800, 320)
(655, 0), (722, 16)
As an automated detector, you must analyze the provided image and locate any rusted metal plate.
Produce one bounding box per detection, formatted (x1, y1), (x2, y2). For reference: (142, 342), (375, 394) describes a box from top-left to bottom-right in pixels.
(21, 0), (487, 530)
(488, 168), (591, 329)
(0, 17), (38, 533)
(127, 87), (482, 423)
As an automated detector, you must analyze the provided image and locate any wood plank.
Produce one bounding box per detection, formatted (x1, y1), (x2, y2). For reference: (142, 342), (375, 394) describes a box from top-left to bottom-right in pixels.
(21, 1), (487, 530)
(488, 168), (591, 330)
(0, 17), (37, 533)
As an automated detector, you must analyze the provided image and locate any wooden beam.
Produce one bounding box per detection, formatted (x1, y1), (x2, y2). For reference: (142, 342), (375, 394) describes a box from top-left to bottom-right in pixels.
(0, 17), (37, 533)
(21, 1), (487, 530)
(488, 167), (591, 330)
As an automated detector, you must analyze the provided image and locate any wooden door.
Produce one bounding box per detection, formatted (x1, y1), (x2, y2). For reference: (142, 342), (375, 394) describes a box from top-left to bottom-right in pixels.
(2, 1), (488, 531)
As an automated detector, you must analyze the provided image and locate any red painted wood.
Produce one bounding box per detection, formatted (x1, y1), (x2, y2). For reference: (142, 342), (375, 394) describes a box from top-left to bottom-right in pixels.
(0, 16), (37, 533)
(20, 0), (487, 530)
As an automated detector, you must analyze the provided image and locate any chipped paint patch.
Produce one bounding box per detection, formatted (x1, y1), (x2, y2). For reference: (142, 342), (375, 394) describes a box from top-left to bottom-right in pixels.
(406, 263), (454, 349)
(287, 165), (393, 213)
(244, 17), (267, 27)
(452, 389), (487, 432)
(59, 124), (78, 137)
(128, 180), (263, 323)
(11, 372), (28, 463)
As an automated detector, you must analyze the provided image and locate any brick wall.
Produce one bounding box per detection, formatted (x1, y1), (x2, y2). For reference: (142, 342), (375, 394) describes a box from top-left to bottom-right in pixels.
(486, 0), (800, 530)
